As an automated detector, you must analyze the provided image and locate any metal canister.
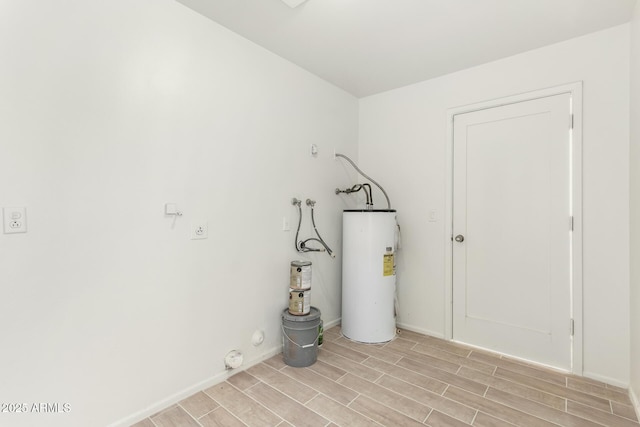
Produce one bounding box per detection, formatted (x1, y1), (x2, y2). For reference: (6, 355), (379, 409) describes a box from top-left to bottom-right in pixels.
(289, 288), (311, 315)
(290, 260), (312, 290)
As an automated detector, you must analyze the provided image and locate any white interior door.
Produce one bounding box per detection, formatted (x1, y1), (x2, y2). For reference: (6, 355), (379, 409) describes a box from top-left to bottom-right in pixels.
(452, 93), (572, 370)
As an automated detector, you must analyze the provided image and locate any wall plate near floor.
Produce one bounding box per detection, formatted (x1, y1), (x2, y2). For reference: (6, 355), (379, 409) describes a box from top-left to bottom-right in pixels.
(190, 221), (208, 240)
(3, 207), (27, 234)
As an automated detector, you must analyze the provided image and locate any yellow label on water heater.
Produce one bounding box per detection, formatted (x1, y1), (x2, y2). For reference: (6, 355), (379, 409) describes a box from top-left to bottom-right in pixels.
(383, 253), (394, 277)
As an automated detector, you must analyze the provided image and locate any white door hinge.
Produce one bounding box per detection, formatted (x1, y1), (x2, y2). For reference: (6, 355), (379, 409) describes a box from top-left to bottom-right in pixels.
(570, 216), (574, 231)
(570, 114), (574, 129)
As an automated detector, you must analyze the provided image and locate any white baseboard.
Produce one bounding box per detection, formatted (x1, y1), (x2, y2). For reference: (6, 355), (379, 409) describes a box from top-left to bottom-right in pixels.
(630, 387), (640, 422)
(323, 317), (341, 330)
(108, 344), (282, 427)
(110, 315), (342, 427)
(395, 322), (445, 339)
(582, 371), (629, 389)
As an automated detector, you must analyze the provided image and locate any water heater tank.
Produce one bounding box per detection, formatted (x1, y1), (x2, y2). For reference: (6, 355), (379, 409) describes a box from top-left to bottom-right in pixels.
(341, 210), (397, 343)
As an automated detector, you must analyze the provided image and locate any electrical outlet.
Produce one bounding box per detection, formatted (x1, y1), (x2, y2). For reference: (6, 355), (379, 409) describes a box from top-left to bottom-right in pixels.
(190, 221), (208, 240)
(3, 207), (27, 234)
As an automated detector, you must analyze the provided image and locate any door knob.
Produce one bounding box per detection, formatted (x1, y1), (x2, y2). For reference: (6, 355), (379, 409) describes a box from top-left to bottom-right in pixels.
(455, 234), (465, 242)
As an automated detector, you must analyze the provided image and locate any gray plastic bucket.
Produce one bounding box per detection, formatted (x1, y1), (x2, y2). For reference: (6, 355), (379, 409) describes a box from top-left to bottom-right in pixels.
(281, 306), (321, 367)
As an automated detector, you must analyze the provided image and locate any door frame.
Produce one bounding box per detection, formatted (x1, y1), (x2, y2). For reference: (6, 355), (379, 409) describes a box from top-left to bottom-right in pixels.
(444, 82), (583, 374)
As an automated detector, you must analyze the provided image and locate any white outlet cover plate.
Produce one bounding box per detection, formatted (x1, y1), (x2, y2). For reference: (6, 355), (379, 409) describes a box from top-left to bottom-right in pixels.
(190, 221), (208, 240)
(281, 0), (308, 8)
(3, 207), (27, 234)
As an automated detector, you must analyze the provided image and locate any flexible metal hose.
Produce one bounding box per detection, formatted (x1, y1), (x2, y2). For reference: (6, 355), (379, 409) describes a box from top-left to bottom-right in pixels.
(335, 153), (391, 210)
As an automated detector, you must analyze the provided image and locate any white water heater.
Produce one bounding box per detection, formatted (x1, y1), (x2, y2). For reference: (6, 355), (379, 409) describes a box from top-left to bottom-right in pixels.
(341, 210), (397, 343)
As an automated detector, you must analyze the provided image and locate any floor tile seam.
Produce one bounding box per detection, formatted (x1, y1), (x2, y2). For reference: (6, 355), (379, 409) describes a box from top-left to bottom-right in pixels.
(480, 386), (600, 427)
(345, 400), (397, 427)
(205, 407), (250, 426)
(397, 356), (490, 396)
(365, 357), (456, 395)
(323, 340), (374, 361)
(354, 372), (439, 416)
(318, 349), (384, 382)
(343, 391), (362, 406)
(416, 339), (475, 358)
(470, 402), (562, 427)
(345, 393), (386, 426)
(461, 367), (570, 411)
(149, 404), (179, 420)
(613, 410), (640, 423)
(376, 372), (482, 421)
(474, 410), (518, 426)
(195, 405), (239, 424)
(564, 381), (632, 405)
(237, 384), (295, 426)
(444, 386), (534, 423)
(565, 408), (636, 427)
(366, 359), (451, 396)
(422, 407), (434, 423)
(247, 377), (322, 408)
(442, 384), (450, 396)
(493, 368), (611, 406)
(249, 369), (322, 404)
(205, 381), (286, 426)
(336, 382), (433, 423)
(497, 354), (568, 372)
(149, 404), (204, 427)
(277, 366), (345, 397)
(567, 376), (612, 390)
(493, 357), (569, 385)
(469, 409), (479, 425)
(606, 383), (631, 394)
(393, 357), (489, 397)
(523, 382), (611, 411)
(412, 347), (496, 371)
(393, 332), (422, 344)
(321, 349), (369, 365)
(412, 343), (484, 366)
(291, 392), (343, 426)
(318, 392), (387, 427)
(567, 400), (640, 426)
(320, 346), (369, 366)
(328, 339), (403, 364)
(176, 402), (207, 426)
(397, 351), (464, 375)
(306, 362), (350, 382)
(441, 393), (517, 427)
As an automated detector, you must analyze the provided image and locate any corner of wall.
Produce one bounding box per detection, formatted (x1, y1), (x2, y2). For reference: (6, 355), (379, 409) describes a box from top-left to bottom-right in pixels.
(630, 386), (640, 425)
(629, 0), (640, 418)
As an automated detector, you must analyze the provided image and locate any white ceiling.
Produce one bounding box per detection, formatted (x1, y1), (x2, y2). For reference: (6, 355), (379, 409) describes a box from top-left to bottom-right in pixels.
(176, 0), (637, 97)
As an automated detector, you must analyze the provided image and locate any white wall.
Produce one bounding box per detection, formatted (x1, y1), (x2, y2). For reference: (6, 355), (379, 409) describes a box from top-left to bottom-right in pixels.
(0, 1), (358, 426)
(629, 0), (640, 413)
(359, 25), (631, 385)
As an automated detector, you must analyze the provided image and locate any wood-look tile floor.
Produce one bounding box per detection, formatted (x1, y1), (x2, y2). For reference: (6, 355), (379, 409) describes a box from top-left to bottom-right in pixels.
(132, 327), (639, 427)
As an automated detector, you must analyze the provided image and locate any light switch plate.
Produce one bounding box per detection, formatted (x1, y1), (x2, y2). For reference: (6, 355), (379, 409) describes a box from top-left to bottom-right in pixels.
(3, 207), (27, 234)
